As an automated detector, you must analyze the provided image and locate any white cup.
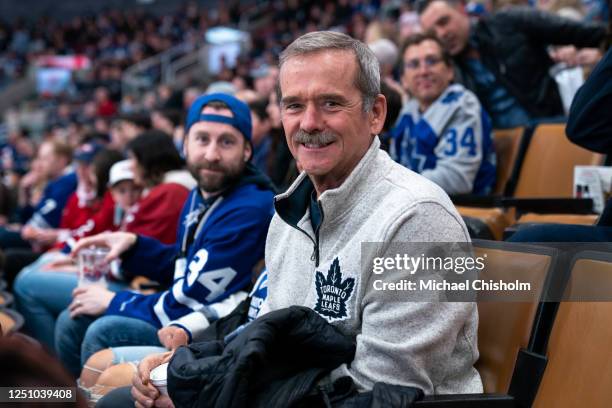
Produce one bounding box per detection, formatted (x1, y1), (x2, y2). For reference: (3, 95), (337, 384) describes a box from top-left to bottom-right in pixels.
(150, 362), (169, 396)
(77, 247), (110, 288)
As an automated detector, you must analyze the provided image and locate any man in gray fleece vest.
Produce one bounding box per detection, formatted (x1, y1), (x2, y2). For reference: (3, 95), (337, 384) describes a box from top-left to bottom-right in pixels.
(260, 30), (482, 395)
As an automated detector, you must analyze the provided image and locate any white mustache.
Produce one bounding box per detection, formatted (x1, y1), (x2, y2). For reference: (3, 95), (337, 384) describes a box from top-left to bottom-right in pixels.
(293, 129), (338, 145)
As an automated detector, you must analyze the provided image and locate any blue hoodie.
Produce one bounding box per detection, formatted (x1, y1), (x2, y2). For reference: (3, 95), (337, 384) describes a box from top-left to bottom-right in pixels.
(105, 164), (275, 328)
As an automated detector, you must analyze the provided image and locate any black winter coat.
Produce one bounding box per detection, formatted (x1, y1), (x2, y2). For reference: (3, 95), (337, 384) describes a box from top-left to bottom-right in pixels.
(566, 48), (612, 226)
(167, 306), (356, 408)
(455, 7), (605, 119)
(167, 306), (423, 408)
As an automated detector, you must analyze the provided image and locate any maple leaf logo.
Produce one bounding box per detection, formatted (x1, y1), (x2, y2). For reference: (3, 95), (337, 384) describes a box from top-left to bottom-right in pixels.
(314, 258), (355, 321)
(441, 90), (463, 104)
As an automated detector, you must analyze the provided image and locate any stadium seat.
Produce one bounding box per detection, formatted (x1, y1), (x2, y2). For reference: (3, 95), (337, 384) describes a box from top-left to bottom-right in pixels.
(0, 308), (24, 335)
(473, 242), (554, 394)
(454, 127), (525, 239)
(515, 213), (598, 225)
(492, 127), (525, 195)
(455, 122), (603, 239)
(532, 251), (612, 408)
(511, 123), (603, 198)
(415, 241), (560, 407)
(458, 207), (513, 240)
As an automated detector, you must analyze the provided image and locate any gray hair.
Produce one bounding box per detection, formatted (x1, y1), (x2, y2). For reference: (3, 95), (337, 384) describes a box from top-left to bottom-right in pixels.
(278, 31), (381, 112)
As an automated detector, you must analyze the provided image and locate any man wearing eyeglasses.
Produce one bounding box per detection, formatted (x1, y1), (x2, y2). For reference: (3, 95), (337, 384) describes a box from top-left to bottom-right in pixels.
(390, 32), (495, 195)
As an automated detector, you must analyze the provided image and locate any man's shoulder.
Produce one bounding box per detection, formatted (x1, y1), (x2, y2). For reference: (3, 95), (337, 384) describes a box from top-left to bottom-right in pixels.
(440, 83), (479, 106)
(47, 172), (77, 192)
(228, 182), (275, 206)
(375, 153), (456, 210)
(486, 6), (534, 25)
(218, 183), (275, 221)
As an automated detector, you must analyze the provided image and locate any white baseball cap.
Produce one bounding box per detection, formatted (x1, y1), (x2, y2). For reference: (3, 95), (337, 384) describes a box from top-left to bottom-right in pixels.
(108, 160), (134, 187)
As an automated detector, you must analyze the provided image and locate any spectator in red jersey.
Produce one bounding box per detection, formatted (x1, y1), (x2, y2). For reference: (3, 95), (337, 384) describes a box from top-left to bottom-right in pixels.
(13, 131), (194, 349)
(123, 130), (196, 244)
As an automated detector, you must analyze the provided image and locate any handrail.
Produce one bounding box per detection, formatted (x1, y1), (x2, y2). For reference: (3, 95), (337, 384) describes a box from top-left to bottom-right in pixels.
(121, 41), (196, 96)
(122, 0), (272, 98)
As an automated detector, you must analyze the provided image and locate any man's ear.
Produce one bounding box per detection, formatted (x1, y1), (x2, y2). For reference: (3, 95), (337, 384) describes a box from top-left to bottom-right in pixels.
(244, 140), (253, 162)
(182, 132), (189, 158)
(369, 94), (387, 135)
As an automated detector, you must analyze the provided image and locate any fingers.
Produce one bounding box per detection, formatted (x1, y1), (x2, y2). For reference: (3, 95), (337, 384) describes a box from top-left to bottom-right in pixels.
(157, 330), (171, 349)
(72, 286), (88, 297)
(134, 366), (159, 400)
(103, 247), (122, 264)
(154, 395), (175, 408)
(157, 327), (181, 349)
(131, 383), (156, 408)
(70, 234), (109, 257)
(68, 300), (86, 318)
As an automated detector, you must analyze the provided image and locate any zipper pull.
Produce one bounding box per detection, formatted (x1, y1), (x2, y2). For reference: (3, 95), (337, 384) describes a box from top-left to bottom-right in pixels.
(310, 244), (320, 266)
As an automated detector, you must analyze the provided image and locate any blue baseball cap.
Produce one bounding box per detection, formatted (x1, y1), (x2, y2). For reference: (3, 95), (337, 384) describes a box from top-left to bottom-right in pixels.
(185, 93), (252, 141)
(74, 142), (104, 163)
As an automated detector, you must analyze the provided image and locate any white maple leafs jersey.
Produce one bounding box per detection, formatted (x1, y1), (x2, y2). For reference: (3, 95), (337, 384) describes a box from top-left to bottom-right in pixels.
(390, 83), (496, 195)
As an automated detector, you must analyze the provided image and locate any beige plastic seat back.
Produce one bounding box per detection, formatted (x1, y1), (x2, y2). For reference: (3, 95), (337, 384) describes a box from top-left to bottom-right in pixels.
(533, 255), (612, 408)
(513, 123), (603, 198)
(493, 127), (524, 195)
(474, 244), (552, 393)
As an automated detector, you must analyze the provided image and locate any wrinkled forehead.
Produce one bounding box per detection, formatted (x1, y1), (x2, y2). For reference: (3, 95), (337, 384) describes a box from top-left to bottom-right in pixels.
(278, 49), (359, 97)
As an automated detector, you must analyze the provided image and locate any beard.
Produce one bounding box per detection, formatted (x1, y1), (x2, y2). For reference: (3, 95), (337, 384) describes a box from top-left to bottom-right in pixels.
(188, 158), (246, 194)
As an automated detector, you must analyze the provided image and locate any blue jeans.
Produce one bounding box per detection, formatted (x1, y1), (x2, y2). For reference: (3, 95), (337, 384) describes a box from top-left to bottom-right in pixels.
(13, 253), (127, 350)
(111, 345), (167, 364)
(55, 312), (162, 377)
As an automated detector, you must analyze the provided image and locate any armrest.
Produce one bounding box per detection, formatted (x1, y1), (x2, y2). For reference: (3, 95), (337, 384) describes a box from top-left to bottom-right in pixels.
(450, 194), (503, 208)
(501, 198), (594, 214)
(415, 393), (515, 408)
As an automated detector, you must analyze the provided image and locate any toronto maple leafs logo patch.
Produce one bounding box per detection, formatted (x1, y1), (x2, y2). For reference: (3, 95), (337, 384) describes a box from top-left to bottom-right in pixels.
(314, 258), (355, 321)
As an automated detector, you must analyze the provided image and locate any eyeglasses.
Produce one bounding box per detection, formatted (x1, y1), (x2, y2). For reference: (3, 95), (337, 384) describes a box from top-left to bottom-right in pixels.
(404, 56), (444, 70)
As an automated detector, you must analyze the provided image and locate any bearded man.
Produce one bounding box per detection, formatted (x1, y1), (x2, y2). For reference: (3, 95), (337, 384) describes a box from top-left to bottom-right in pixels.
(53, 93), (275, 377)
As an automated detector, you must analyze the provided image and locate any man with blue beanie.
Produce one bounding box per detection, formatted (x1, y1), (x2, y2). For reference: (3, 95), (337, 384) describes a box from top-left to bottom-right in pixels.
(54, 93), (276, 377)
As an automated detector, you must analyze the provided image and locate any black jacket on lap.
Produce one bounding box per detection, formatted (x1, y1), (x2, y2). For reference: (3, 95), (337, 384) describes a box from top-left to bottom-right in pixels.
(167, 306), (423, 408)
(455, 7), (606, 119)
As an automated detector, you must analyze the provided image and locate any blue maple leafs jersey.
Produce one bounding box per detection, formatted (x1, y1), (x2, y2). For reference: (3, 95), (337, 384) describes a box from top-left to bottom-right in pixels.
(389, 83), (496, 195)
(105, 174), (275, 328)
(27, 172), (77, 229)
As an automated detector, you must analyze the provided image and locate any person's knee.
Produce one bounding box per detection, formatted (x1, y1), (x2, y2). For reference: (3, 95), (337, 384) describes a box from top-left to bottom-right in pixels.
(81, 348), (114, 388)
(13, 266), (38, 299)
(81, 316), (121, 364)
(97, 362), (137, 388)
(55, 309), (93, 352)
